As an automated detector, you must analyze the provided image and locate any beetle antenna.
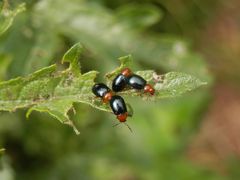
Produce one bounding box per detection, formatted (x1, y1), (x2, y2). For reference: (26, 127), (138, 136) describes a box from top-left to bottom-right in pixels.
(113, 122), (133, 133)
(124, 122), (133, 133)
(112, 122), (121, 127)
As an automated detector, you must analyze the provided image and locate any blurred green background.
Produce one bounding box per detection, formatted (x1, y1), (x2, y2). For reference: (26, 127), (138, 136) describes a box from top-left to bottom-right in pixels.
(0, 0), (240, 179)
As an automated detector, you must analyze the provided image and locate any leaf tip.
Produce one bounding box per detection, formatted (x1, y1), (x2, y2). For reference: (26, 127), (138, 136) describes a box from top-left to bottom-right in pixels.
(62, 42), (84, 75)
(62, 42), (84, 64)
(105, 55), (133, 79)
(63, 120), (80, 135)
(118, 54), (133, 66)
(26, 108), (33, 119)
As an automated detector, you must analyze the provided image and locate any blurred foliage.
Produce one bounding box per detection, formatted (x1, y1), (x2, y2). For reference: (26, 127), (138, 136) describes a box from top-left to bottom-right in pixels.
(0, 0), (25, 36)
(0, 0), (238, 180)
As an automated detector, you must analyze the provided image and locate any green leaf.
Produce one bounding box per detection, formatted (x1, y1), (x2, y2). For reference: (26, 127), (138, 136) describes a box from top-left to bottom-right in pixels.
(0, 1), (25, 36)
(0, 44), (108, 134)
(0, 43), (205, 134)
(138, 71), (206, 98)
